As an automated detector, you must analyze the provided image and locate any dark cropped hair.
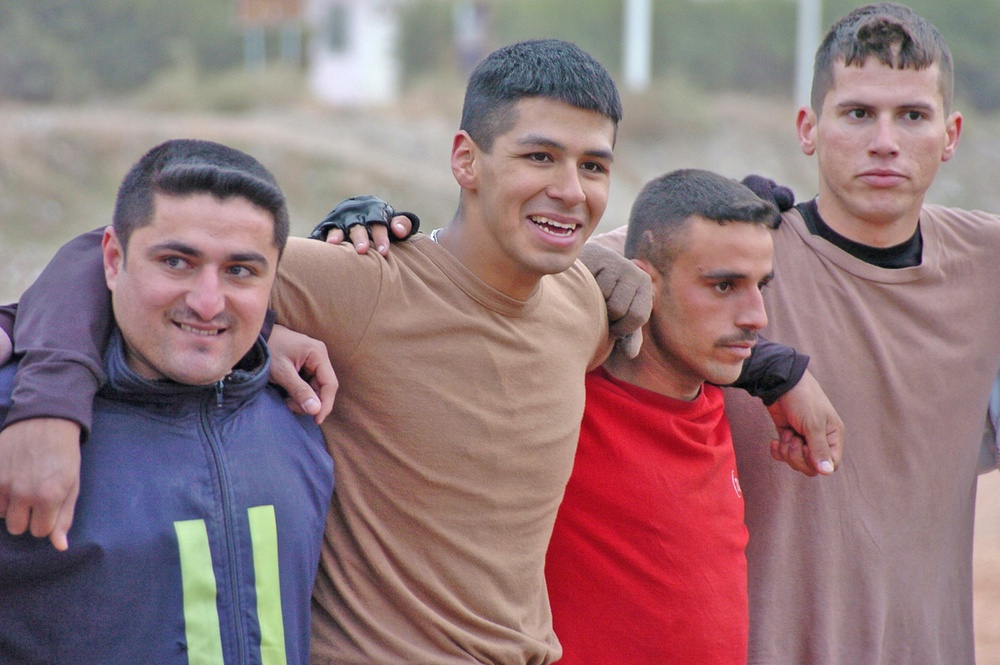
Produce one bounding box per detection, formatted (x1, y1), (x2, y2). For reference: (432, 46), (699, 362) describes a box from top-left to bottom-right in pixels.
(460, 39), (623, 152)
(625, 169), (780, 274)
(812, 2), (954, 112)
(112, 139), (289, 254)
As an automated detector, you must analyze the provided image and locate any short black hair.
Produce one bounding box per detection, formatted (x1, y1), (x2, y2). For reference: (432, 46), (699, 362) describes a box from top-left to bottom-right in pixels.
(460, 39), (623, 152)
(812, 3), (954, 112)
(625, 169), (780, 274)
(112, 139), (289, 254)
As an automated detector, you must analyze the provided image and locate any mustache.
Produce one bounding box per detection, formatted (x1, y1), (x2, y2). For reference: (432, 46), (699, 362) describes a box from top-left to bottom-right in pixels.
(168, 307), (236, 329)
(716, 329), (759, 346)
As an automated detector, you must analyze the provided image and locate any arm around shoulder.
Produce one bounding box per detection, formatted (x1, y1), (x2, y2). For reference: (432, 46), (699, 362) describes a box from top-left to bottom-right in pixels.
(7, 227), (112, 435)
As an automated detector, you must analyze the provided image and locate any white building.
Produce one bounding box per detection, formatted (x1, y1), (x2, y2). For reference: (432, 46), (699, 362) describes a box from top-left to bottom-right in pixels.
(305, 0), (405, 106)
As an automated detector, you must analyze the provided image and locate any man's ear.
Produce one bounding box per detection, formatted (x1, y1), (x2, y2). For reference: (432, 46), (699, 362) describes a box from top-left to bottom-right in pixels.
(451, 130), (479, 190)
(796, 106), (818, 157)
(102, 225), (123, 290)
(941, 111), (962, 163)
(631, 258), (662, 304)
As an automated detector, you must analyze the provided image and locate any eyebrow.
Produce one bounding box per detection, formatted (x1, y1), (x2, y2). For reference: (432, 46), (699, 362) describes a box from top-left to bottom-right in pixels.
(147, 241), (271, 268)
(516, 134), (615, 163)
(835, 99), (937, 113)
(703, 269), (775, 281)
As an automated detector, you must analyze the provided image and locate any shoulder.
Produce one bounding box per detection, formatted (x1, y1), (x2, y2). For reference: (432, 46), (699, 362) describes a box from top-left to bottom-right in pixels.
(280, 236), (377, 272)
(554, 260), (605, 309)
(921, 204), (1000, 249)
(544, 261), (609, 355)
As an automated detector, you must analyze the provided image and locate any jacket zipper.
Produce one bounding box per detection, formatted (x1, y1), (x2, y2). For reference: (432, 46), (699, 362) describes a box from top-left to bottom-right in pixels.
(202, 379), (249, 663)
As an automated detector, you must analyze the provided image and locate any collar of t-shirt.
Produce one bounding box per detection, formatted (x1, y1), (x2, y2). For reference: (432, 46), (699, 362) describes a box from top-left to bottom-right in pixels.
(796, 198), (922, 268)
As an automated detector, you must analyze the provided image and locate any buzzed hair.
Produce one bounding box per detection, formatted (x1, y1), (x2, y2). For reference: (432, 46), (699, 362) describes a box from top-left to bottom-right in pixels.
(459, 39), (623, 152)
(112, 138), (289, 255)
(811, 2), (954, 112)
(625, 169), (780, 275)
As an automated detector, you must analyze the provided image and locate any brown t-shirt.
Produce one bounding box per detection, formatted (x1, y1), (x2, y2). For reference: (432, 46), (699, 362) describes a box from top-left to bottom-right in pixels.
(724, 205), (1000, 665)
(272, 235), (610, 664)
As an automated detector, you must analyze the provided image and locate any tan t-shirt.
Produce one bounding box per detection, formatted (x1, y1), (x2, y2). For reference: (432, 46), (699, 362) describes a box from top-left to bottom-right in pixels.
(271, 235), (610, 664)
(724, 205), (1000, 665)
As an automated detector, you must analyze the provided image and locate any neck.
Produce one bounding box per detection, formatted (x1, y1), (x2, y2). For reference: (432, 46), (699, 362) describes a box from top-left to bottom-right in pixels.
(814, 194), (923, 248)
(435, 212), (542, 301)
(603, 339), (702, 402)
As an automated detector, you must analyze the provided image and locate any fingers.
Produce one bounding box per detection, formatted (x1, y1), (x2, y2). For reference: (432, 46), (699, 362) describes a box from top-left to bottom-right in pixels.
(809, 421), (843, 475)
(796, 397), (842, 476)
(48, 480), (78, 551)
(3, 496), (31, 536)
(770, 429), (818, 477)
(616, 330), (644, 359)
(326, 228), (345, 246)
(267, 324), (337, 423)
(768, 369), (843, 476)
(0, 418), (82, 549)
(309, 357), (339, 424)
(369, 225), (391, 256)
(348, 225), (372, 254)
(272, 357), (322, 416)
(390, 215), (413, 239)
(332, 223), (397, 256)
(801, 422), (838, 475)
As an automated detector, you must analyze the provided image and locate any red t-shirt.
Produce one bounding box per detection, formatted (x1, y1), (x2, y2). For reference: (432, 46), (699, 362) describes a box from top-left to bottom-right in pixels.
(546, 367), (748, 664)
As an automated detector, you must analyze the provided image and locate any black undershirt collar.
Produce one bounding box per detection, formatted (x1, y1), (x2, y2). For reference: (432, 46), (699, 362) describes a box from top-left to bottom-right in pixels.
(797, 198), (922, 269)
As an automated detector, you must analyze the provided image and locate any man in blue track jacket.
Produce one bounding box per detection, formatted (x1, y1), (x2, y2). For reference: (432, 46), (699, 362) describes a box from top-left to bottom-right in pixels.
(0, 139), (333, 665)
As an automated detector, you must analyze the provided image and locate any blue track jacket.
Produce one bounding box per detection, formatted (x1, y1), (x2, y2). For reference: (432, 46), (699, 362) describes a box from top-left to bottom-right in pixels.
(0, 330), (333, 665)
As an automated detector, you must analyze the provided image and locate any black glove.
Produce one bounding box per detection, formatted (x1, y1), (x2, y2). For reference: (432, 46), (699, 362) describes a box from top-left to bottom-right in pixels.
(741, 175), (795, 213)
(309, 195), (420, 242)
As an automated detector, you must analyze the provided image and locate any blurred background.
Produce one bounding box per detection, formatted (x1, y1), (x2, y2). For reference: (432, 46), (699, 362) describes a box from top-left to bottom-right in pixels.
(1, 0), (999, 656)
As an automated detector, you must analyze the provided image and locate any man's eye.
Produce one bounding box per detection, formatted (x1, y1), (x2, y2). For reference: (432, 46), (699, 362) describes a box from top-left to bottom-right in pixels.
(164, 256), (189, 269)
(581, 161), (608, 174)
(715, 282), (732, 293)
(228, 265), (253, 277)
(528, 152), (552, 163)
(847, 109), (867, 120)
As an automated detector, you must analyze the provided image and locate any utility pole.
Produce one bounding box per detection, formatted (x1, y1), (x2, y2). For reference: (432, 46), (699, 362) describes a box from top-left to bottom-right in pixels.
(623, 0), (652, 92)
(795, 0), (822, 108)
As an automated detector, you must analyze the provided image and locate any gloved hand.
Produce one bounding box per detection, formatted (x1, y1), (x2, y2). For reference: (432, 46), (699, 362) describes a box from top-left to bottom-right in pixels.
(310, 195), (420, 242)
(578, 242), (652, 358)
(741, 175), (795, 212)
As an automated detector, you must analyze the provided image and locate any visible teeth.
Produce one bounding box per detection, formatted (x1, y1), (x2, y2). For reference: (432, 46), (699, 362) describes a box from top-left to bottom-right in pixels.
(179, 323), (220, 336)
(530, 216), (577, 236)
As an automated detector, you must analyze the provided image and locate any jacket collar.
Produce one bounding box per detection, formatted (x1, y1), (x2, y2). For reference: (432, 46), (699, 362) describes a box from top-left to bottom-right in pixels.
(99, 327), (271, 407)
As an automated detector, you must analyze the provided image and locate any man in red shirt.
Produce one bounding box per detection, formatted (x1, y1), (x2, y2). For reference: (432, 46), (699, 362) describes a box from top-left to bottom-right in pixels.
(545, 168), (831, 664)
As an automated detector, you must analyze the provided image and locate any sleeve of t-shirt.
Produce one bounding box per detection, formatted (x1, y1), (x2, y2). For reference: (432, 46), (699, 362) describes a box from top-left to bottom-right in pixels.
(269, 236), (385, 367)
(5, 228), (111, 438)
(728, 336), (808, 406)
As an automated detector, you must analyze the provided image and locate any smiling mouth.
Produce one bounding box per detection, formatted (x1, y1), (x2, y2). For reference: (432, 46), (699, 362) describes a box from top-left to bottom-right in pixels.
(530, 215), (579, 237)
(177, 322), (223, 337)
